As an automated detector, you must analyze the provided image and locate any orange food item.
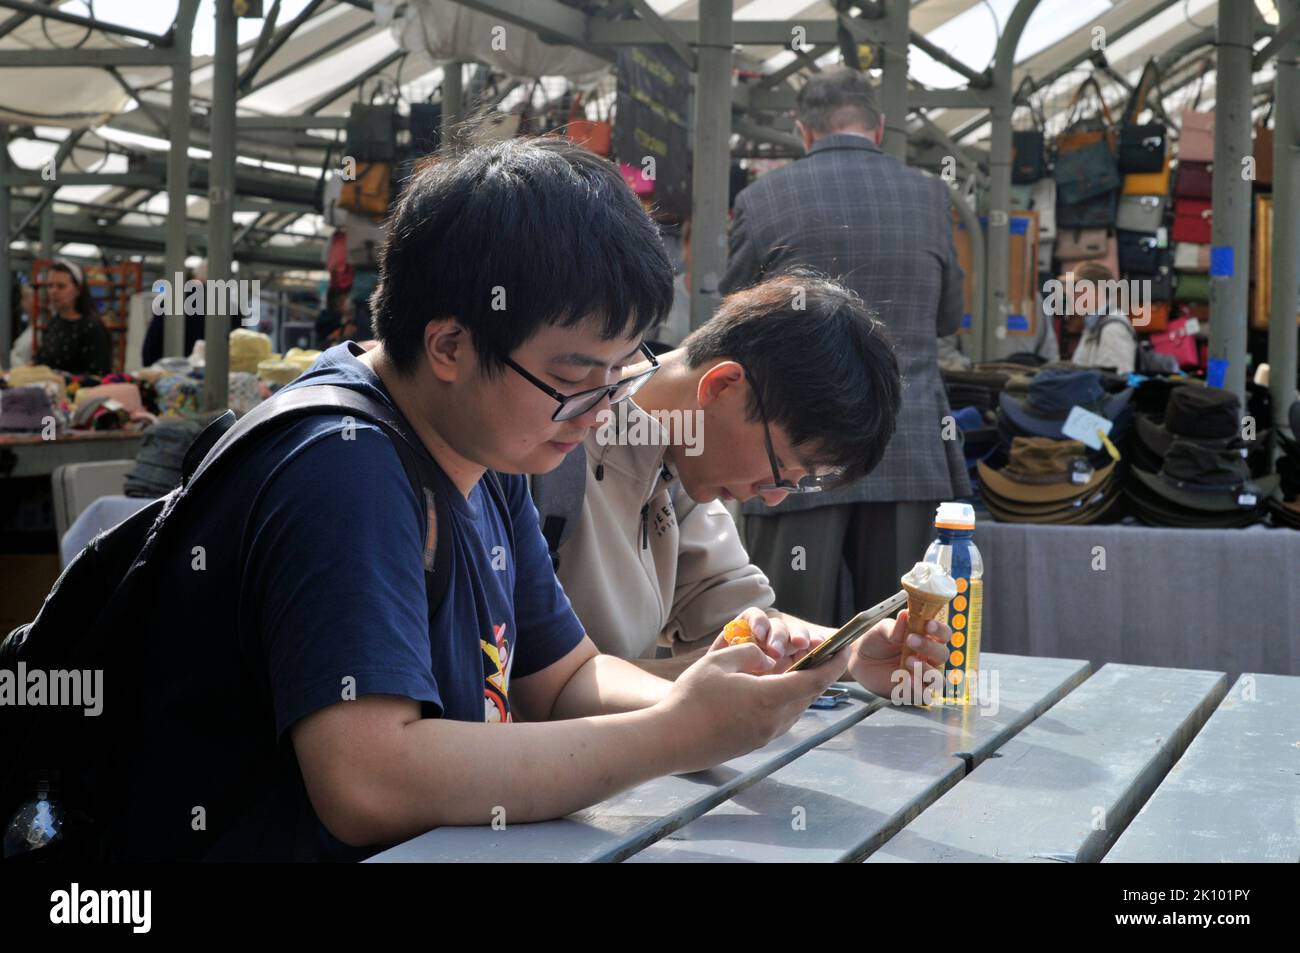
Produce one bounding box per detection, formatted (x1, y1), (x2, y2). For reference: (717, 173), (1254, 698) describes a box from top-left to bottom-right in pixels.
(723, 618), (755, 645)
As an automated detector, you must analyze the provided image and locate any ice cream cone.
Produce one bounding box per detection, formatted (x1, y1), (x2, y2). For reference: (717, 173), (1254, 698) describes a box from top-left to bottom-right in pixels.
(899, 580), (950, 696)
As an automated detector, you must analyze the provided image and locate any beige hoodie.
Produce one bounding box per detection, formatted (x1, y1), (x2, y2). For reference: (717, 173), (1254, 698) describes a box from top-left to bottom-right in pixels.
(554, 401), (776, 659)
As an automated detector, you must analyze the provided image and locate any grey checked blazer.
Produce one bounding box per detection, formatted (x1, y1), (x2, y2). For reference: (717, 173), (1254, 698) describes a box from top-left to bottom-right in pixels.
(721, 133), (972, 512)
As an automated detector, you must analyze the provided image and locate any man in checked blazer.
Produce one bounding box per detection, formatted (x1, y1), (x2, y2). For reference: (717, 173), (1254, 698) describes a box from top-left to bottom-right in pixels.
(721, 68), (970, 626)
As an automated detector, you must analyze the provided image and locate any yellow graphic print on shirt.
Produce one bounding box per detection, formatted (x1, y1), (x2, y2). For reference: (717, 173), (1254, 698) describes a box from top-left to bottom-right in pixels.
(482, 622), (513, 723)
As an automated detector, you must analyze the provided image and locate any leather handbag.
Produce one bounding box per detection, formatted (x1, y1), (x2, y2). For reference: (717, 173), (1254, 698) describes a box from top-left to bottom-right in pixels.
(1012, 130), (1048, 183)
(1173, 241), (1210, 271)
(1057, 189), (1118, 229)
(1149, 255), (1174, 301)
(1122, 151), (1172, 196)
(565, 91), (612, 156)
(338, 161), (392, 218)
(1055, 227), (1109, 261)
(345, 102), (397, 162)
(1175, 160), (1213, 199)
(1150, 317), (1200, 366)
(1073, 237), (1120, 280)
(1254, 119), (1274, 187)
(1031, 178), (1057, 238)
(1171, 199), (1212, 243)
(1009, 183), (1034, 210)
(1118, 61), (1168, 173)
(1117, 194), (1166, 233)
(1057, 77), (1118, 155)
(1174, 271), (1211, 303)
(1131, 300), (1170, 333)
(1118, 230), (1160, 273)
(344, 211), (388, 268)
(1179, 110), (1215, 163)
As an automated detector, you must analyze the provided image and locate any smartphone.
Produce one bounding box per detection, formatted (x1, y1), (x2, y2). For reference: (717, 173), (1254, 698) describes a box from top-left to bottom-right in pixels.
(810, 687), (849, 709)
(784, 589), (908, 673)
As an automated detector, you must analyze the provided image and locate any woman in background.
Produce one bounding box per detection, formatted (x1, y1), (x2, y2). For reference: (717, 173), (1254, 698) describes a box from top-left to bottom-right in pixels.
(34, 259), (112, 375)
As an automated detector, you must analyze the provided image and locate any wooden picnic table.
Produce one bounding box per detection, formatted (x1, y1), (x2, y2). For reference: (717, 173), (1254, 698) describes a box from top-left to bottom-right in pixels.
(368, 653), (1300, 863)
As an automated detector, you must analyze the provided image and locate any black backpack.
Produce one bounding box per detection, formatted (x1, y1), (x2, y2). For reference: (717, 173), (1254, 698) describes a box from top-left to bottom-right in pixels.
(0, 384), (509, 861)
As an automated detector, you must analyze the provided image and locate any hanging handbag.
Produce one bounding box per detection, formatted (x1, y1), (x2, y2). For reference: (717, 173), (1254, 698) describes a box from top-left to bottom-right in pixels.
(344, 211), (388, 268)
(345, 101), (398, 162)
(1116, 194), (1166, 232)
(1174, 271), (1211, 303)
(1171, 199), (1212, 243)
(1118, 61), (1169, 173)
(1150, 317), (1200, 366)
(338, 162), (392, 218)
(1118, 230), (1160, 273)
(1175, 161), (1213, 199)
(1057, 189), (1118, 229)
(1149, 255), (1174, 301)
(1055, 227), (1109, 261)
(1054, 80), (1120, 204)
(1173, 241), (1210, 271)
(565, 89), (612, 157)
(1177, 66), (1215, 163)
(1253, 101), (1275, 187)
(1132, 300), (1171, 333)
(1122, 152), (1172, 196)
(1031, 177), (1057, 238)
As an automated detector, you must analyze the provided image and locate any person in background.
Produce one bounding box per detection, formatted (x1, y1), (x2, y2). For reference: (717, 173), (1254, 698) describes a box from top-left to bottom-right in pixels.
(140, 259), (243, 367)
(34, 259), (111, 375)
(1066, 261), (1137, 375)
(8, 282), (36, 369)
(720, 68), (969, 626)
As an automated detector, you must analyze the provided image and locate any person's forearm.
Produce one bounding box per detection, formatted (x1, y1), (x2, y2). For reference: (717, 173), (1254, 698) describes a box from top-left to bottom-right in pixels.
(628, 645), (707, 680)
(549, 653), (675, 718)
(361, 708), (683, 845)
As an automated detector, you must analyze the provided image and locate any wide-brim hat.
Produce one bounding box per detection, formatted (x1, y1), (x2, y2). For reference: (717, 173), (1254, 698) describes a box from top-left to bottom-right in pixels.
(981, 472), (1123, 525)
(1130, 446), (1279, 513)
(1125, 479), (1266, 528)
(999, 368), (1134, 440)
(977, 445), (1118, 505)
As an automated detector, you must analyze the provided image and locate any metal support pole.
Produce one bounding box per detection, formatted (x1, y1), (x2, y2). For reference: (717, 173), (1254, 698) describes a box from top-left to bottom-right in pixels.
(1208, 2), (1253, 402)
(689, 0), (733, 330)
(950, 186), (985, 364)
(879, 0), (909, 159)
(1270, 0), (1300, 440)
(166, 0), (199, 360)
(0, 124), (11, 369)
(205, 0), (236, 410)
(983, 0), (1041, 362)
(39, 201), (53, 257)
(441, 61), (463, 150)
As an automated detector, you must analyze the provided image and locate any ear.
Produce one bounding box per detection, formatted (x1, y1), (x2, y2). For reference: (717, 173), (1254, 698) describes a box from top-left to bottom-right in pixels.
(425, 318), (469, 384)
(696, 360), (745, 409)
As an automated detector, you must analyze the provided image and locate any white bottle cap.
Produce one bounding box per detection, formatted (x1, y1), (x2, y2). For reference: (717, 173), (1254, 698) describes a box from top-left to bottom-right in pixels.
(934, 501), (975, 529)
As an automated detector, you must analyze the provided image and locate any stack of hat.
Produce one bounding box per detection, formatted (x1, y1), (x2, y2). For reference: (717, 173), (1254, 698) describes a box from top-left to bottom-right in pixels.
(977, 436), (1124, 524)
(123, 417), (206, 498)
(228, 328), (274, 374)
(1126, 385), (1278, 528)
(996, 367), (1134, 466)
(1269, 399), (1300, 529)
(942, 368), (1012, 477)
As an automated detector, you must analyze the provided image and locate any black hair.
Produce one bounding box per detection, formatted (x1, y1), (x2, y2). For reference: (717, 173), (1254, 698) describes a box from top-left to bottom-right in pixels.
(682, 271), (901, 486)
(796, 69), (882, 134)
(373, 137), (674, 376)
(48, 261), (97, 320)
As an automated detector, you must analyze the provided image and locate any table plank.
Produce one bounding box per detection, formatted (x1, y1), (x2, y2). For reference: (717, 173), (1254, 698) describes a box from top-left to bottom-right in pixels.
(629, 653), (1090, 863)
(0, 432), (144, 479)
(865, 663), (1229, 863)
(367, 697), (878, 863)
(1103, 673), (1300, 863)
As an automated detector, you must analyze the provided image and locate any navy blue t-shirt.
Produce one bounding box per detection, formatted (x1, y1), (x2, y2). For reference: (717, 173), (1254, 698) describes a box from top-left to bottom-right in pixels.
(121, 342), (586, 861)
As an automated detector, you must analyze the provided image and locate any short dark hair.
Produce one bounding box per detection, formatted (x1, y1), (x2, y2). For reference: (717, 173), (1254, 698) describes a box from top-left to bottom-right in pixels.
(682, 272), (901, 486)
(796, 69), (882, 134)
(373, 138), (674, 376)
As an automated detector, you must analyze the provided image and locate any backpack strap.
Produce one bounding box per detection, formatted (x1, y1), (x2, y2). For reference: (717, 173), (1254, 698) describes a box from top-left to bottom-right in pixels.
(1096, 315), (1139, 342)
(181, 384), (511, 617)
(528, 442), (587, 570)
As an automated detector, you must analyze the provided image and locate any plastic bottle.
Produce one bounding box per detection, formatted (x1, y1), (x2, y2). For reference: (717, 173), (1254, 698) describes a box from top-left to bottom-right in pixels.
(923, 502), (984, 705)
(3, 772), (65, 859)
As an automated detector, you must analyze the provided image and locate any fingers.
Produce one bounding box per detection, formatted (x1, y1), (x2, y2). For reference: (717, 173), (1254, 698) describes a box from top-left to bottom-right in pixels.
(708, 641), (777, 676)
(905, 625), (951, 667)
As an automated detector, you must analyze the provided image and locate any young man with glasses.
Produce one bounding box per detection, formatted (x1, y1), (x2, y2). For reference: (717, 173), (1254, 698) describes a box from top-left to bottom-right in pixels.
(97, 139), (857, 862)
(547, 273), (954, 691)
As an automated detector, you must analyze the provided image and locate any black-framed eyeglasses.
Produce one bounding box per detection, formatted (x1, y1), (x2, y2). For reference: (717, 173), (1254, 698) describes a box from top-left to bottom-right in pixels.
(504, 343), (659, 422)
(736, 359), (840, 495)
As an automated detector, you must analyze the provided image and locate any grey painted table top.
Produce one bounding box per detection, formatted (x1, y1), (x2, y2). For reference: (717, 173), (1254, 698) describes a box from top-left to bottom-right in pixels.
(369, 655), (1297, 863)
